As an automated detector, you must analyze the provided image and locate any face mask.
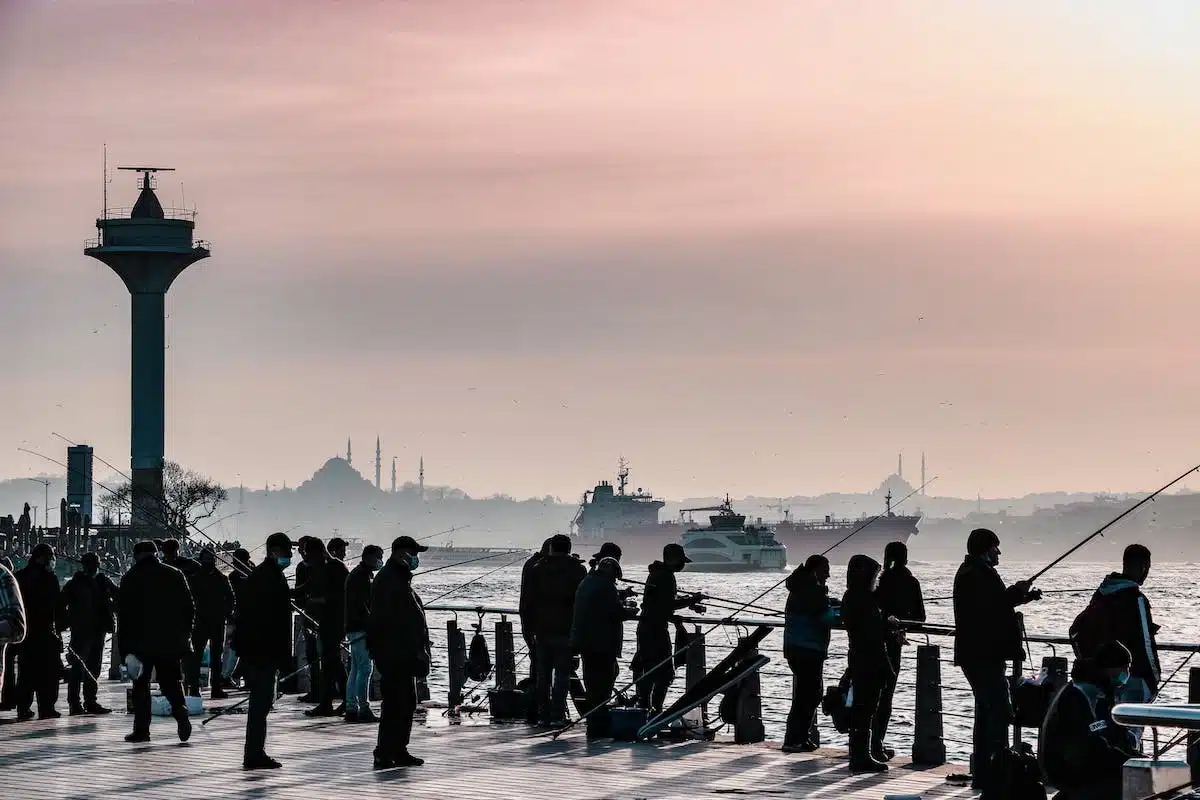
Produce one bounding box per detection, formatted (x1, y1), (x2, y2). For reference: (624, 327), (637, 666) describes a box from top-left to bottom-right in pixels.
(1114, 670), (1130, 689)
(276, 556), (292, 569)
(372, 558), (384, 571)
(407, 554), (420, 570)
(984, 552), (999, 567)
(45, 560), (56, 574)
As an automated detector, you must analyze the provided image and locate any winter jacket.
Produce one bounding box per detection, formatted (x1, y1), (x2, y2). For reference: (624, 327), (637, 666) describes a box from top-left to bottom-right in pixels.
(570, 569), (636, 656)
(118, 556), (195, 660)
(61, 571), (117, 635)
(232, 558), (293, 669)
(367, 556), (430, 674)
(15, 563), (64, 645)
(638, 561), (693, 629)
(163, 554), (201, 580)
(783, 566), (840, 656)
(876, 565), (926, 624)
(518, 551), (546, 635)
(190, 565), (235, 632)
(526, 553), (587, 638)
(952, 554), (1031, 665)
(1039, 662), (1136, 796)
(344, 562), (373, 634)
(841, 585), (894, 681)
(319, 558), (349, 642)
(229, 570), (248, 612)
(1093, 573), (1161, 692)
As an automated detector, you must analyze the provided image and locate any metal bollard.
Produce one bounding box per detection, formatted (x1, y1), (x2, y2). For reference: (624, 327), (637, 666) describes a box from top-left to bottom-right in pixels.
(1188, 668), (1200, 786)
(912, 644), (947, 766)
(495, 617), (516, 691)
(685, 624), (708, 730)
(733, 636), (765, 744)
(447, 619), (467, 713)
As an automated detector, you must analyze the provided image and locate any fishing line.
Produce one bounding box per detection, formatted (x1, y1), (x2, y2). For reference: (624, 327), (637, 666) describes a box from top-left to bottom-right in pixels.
(417, 549), (532, 575)
(925, 587), (1094, 604)
(548, 476), (935, 740)
(425, 552), (531, 604)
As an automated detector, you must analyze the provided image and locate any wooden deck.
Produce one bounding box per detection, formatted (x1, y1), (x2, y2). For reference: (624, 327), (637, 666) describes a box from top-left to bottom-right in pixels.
(0, 682), (981, 799)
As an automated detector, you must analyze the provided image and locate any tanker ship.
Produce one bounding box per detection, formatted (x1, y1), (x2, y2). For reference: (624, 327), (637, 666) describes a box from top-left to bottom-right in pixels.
(569, 460), (919, 565)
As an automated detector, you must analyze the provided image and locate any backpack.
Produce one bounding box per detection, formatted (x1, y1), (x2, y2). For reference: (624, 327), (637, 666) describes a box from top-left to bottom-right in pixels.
(981, 742), (1047, 800)
(820, 670), (852, 734)
(1068, 593), (1112, 660)
(465, 630), (493, 682)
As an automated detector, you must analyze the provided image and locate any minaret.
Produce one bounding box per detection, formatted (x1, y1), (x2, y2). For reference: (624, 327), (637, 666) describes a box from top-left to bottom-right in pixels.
(346, 438), (352, 466)
(375, 436), (382, 490)
(85, 165), (209, 537)
(419, 456), (425, 501)
(921, 452), (926, 494)
(898, 452), (903, 479)
(391, 456), (397, 493)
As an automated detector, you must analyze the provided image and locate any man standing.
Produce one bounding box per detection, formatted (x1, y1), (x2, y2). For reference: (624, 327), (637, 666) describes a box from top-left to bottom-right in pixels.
(221, 547), (252, 689)
(345, 544), (382, 723)
(118, 541), (195, 743)
(292, 536), (322, 703)
(527, 534), (587, 725)
(15, 543), (64, 721)
(234, 532), (295, 770)
(570, 556), (636, 738)
(0, 557), (25, 714)
(952, 528), (1041, 792)
(308, 536), (349, 717)
(518, 537), (552, 723)
(61, 552), (117, 715)
(633, 543), (700, 714)
(187, 547), (234, 700)
(367, 535), (430, 769)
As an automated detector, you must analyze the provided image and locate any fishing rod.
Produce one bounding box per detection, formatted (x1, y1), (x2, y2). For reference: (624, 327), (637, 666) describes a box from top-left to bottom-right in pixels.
(425, 552), (531, 604)
(417, 525), (471, 543)
(548, 476), (934, 740)
(417, 548), (531, 575)
(925, 587), (1094, 603)
(1027, 462), (1200, 584)
(618, 577), (781, 617)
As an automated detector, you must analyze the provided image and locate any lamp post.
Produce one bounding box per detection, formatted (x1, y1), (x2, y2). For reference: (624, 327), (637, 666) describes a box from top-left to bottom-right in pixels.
(25, 478), (50, 528)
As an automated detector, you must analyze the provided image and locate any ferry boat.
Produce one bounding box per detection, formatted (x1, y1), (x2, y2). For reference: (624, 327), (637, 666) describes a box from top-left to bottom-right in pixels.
(679, 497), (788, 572)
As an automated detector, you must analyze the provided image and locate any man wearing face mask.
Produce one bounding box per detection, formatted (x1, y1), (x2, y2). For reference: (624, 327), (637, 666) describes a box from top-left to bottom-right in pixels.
(15, 542), (65, 720)
(952, 528), (1042, 792)
(186, 547), (234, 701)
(1039, 640), (1138, 800)
(61, 552), (118, 714)
(234, 532), (295, 770)
(633, 543), (702, 715)
(367, 535), (430, 769)
(344, 543), (383, 723)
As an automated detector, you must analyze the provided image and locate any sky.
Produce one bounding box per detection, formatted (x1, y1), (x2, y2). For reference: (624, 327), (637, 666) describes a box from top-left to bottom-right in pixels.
(3, 0), (1200, 503)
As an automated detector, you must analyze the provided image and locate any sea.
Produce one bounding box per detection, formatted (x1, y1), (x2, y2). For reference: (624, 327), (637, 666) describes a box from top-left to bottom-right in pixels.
(412, 559), (1200, 763)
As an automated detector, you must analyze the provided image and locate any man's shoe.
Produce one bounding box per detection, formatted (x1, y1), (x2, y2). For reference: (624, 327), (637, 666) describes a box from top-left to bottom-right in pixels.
(243, 756), (282, 770)
(69, 704), (87, 716)
(297, 693), (317, 703)
(849, 756), (888, 774)
(332, 702), (346, 716)
(357, 708), (379, 723)
(85, 703), (112, 715)
(372, 755), (396, 770)
(781, 741), (819, 754)
(211, 688), (230, 700)
(125, 731), (151, 743)
(38, 709), (62, 720)
(395, 751), (424, 767)
(304, 704), (336, 717)
(16, 708), (34, 721)
(177, 715), (193, 742)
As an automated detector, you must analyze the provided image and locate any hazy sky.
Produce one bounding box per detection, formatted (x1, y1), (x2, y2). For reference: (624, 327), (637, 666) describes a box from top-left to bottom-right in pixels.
(3, 0), (1200, 503)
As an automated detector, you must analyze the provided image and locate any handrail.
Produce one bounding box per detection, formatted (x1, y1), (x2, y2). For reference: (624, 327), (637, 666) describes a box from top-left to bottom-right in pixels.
(422, 603), (1200, 653)
(1112, 703), (1200, 730)
(98, 206), (197, 221)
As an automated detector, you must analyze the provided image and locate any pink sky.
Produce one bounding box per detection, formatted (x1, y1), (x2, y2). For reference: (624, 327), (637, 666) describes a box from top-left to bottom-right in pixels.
(2, 1), (1200, 501)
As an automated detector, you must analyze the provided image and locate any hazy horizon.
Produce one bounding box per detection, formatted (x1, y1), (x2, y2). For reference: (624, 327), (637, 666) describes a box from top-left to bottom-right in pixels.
(5, 1), (1200, 502)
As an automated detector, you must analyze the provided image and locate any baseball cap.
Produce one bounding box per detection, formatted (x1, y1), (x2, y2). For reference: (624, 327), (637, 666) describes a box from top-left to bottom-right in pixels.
(592, 542), (622, 562)
(663, 543), (692, 563)
(265, 532), (295, 551)
(391, 535), (429, 553)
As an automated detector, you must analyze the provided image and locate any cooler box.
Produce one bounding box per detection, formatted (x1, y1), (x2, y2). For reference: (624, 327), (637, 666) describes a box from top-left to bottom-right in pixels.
(609, 708), (647, 741)
(487, 689), (527, 721)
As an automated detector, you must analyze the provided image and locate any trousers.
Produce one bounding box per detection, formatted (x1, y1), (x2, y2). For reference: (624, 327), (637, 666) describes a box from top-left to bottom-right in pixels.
(346, 633), (373, 713)
(187, 627), (224, 695)
(634, 625), (674, 711)
(534, 635), (573, 723)
(67, 633), (105, 706)
(376, 668), (418, 758)
(318, 635), (346, 707)
(130, 654), (187, 734)
(242, 663), (278, 761)
(579, 650), (618, 736)
(784, 649), (825, 746)
(876, 639), (902, 745)
(17, 637), (61, 714)
(961, 660), (1013, 788)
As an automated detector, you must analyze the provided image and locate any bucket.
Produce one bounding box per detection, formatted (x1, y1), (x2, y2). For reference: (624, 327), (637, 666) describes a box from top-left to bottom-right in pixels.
(150, 694), (204, 716)
(609, 708), (648, 741)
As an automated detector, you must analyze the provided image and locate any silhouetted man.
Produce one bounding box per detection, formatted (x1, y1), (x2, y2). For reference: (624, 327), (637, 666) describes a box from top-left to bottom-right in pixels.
(345, 544), (383, 722)
(187, 547), (234, 700)
(633, 543), (700, 714)
(570, 556), (637, 738)
(367, 535), (430, 769)
(952, 528), (1041, 792)
(119, 540), (194, 743)
(234, 532), (295, 770)
(292, 536), (322, 703)
(16, 543), (63, 720)
(61, 552), (117, 714)
(518, 537), (552, 722)
(308, 536), (348, 716)
(222, 547), (252, 688)
(528, 534), (587, 725)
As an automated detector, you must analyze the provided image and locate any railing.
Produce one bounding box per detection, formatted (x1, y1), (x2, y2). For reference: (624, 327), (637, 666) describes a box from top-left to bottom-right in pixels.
(98, 206), (198, 221)
(83, 236), (211, 250)
(281, 600), (1200, 774)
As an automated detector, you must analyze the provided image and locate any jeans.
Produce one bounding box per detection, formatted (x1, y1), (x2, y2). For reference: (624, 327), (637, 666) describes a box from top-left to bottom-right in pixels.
(784, 649), (825, 746)
(376, 668), (417, 758)
(130, 654), (187, 734)
(67, 633), (105, 707)
(346, 633), (373, 713)
(534, 635), (573, 723)
(961, 660), (1012, 788)
(242, 664), (277, 762)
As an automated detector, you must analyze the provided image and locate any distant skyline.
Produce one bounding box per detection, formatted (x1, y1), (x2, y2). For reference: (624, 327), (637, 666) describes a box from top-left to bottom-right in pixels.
(4, 1), (1200, 501)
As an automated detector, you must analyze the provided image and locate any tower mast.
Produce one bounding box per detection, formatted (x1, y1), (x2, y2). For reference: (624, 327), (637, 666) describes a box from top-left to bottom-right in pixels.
(375, 436), (382, 490)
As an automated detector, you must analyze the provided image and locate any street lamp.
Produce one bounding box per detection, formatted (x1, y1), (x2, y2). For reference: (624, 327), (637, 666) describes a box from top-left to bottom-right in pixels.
(31, 505), (39, 528)
(25, 478), (50, 528)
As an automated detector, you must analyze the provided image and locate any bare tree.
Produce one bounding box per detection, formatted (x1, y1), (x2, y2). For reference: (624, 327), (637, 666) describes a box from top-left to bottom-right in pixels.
(110, 461), (228, 533)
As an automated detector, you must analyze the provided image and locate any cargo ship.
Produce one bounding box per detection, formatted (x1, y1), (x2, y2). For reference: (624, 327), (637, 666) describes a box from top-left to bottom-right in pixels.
(570, 460), (919, 565)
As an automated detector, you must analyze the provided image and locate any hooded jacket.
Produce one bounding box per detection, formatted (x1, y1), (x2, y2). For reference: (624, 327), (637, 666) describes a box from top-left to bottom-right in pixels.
(639, 560), (694, 629)
(118, 557), (195, 660)
(344, 561), (374, 635)
(783, 566), (840, 656)
(61, 570), (117, 635)
(875, 565), (925, 625)
(569, 569), (636, 656)
(952, 554), (1029, 665)
(190, 563), (235, 631)
(518, 540), (551, 635)
(16, 562), (64, 645)
(841, 555), (894, 680)
(1039, 660), (1137, 794)
(1094, 573), (1160, 693)
(526, 552), (587, 638)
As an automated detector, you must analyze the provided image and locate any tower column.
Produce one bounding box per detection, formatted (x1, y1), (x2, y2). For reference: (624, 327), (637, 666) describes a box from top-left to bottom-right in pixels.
(130, 291), (167, 530)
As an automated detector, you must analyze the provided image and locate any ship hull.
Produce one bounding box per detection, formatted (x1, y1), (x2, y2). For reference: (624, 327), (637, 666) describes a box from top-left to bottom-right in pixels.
(682, 563), (789, 574)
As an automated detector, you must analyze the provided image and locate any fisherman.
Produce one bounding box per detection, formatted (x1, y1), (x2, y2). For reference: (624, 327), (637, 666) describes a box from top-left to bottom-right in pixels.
(1039, 640), (1138, 800)
(187, 547), (234, 700)
(292, 536), (323, 703)
(60, 551), (117, 715)
(1086, 543), (1159, 745)
(345, 543), (383, 723)
(874, 540), (925, 759)
(527, 533), (587, 725)
(160, 537), (201, 578)
(307, 536), (349, 717)
(781, 554), (840, 753)
(0, 556), (25, 716)
(633, 543), (702, 715)
(588, 541), (622, 571)
(15, 542), (63, 721)
(234, 532), (295, 770)
(952, 528), (1042, 791)
(841, 554), (897, 773)
(367, 535), (431, 769)
(118, 540), (194, 743)
(519, 537), (553, 722)
(570, 555), (637, 738)
(221, 546), (252, 689)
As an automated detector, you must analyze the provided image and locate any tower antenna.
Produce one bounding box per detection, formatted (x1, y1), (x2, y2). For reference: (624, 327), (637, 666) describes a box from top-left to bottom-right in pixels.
(101, 143), (107, 221)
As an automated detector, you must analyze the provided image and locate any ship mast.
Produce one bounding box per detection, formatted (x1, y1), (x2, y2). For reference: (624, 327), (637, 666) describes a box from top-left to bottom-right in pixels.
(617, 456), (629, 496)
